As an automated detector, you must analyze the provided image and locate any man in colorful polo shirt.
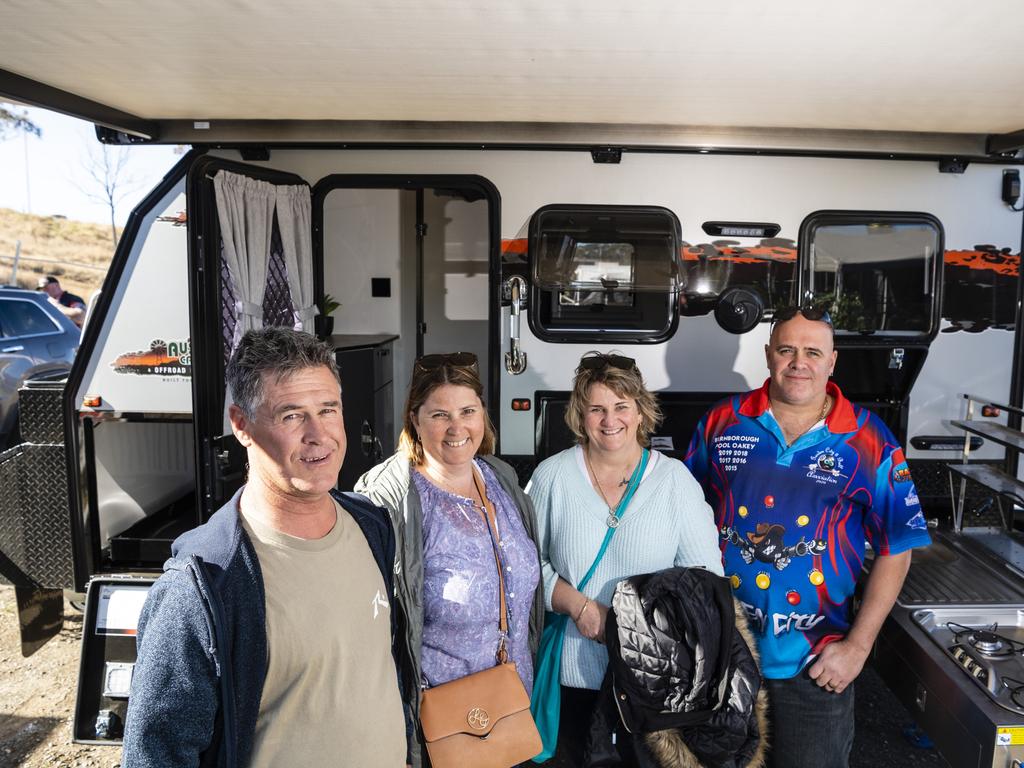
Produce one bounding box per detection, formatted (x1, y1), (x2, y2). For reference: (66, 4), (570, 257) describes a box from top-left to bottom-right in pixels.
(685, 306), (930, 768)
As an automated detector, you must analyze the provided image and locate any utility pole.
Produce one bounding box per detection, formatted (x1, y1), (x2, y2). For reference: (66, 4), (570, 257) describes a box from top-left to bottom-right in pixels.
(10, 240), (21, 285)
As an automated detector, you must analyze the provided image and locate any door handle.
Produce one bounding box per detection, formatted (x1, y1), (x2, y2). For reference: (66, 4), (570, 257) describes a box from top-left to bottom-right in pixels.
(2, 345), (24, 353)
(361, 420), (374, 456)
(503, 275), (527, 375)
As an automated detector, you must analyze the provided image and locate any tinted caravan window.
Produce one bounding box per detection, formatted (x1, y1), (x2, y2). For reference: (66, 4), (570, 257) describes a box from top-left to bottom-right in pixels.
(801, 213), (943, 338)
(528, 205), (680, 342)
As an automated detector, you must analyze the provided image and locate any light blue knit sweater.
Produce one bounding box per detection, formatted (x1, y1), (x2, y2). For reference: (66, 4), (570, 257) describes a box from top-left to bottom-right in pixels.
(527, 446), (724, 690)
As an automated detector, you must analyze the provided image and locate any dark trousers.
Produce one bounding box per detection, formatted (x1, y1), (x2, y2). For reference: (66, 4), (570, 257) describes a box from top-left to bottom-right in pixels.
(765, 673), (855, 768)
(555, 686), (658, 768)
(555, 686), (600, 765)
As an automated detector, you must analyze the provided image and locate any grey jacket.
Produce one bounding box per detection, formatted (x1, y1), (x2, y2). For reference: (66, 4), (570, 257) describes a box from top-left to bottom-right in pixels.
(355, 452), (545, 768)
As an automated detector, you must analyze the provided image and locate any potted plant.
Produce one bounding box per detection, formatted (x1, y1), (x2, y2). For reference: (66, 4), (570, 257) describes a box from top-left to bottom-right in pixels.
(314, 294), (340, 340)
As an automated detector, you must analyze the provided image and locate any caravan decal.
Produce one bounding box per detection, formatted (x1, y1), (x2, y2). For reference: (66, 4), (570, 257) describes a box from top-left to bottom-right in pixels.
(111, 339), (192, 378)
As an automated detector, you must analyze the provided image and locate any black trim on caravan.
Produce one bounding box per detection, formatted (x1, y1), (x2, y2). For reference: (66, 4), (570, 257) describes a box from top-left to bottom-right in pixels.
(186, 156), (311, 520)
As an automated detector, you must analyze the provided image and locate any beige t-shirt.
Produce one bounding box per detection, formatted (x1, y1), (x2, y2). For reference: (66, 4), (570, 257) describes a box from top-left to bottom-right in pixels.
(241, 500), (406, 768)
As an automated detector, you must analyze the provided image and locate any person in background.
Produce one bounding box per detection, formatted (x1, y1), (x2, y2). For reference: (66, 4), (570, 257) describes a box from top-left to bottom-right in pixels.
(528, 351), (723, 765)
(123, 327), (406, 767)
(356, 352), (543, 768)
(37, 275), (86, 327)
(685, 306), (931, 768)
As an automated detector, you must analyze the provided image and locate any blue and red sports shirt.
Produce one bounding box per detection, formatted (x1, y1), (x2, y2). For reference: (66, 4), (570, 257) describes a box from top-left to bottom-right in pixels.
(684, 380), (931, 679)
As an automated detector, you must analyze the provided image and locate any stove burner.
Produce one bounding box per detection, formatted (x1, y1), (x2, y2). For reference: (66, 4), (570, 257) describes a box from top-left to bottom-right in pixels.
(1004, 677), (1024, 709)
(947, 622), (1024, 658)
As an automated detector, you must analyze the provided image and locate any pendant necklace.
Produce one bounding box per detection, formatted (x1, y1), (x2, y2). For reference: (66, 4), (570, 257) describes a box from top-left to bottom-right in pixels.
(585, 448), (635, 528)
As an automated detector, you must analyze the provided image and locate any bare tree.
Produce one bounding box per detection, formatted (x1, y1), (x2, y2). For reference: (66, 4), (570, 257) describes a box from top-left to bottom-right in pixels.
(0, 103), (41, 141)
(78, 142), (138, 246)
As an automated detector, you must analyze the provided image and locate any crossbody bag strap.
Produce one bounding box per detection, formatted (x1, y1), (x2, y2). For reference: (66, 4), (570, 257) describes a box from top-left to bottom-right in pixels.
(472, 468), (510, 663)
(577, 448), (649, 592)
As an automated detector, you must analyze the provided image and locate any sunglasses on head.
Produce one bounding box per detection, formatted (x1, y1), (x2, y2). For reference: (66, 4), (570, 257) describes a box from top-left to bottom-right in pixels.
(576, 353), (637, 374)
(414, 352), (479, 374)
(771, 305), (833, 328)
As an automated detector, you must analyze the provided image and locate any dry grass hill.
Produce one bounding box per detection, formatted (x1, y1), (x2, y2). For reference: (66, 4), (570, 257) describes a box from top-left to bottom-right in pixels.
(0, 207), (118, 299)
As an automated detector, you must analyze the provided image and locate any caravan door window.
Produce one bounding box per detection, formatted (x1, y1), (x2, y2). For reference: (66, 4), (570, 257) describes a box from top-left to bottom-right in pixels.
(528, 205), (680, 342)
(801, 212), (943, 338)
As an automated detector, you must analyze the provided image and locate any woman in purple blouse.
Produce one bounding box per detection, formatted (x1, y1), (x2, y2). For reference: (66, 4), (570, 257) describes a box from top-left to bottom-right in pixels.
(356, 353), (544, 768)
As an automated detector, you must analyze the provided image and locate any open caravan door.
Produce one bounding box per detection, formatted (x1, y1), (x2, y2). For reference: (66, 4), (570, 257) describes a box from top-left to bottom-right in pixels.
(68, 155), (313, 745)
(0, 151), (197, 658)
(186, 157), (314, 518)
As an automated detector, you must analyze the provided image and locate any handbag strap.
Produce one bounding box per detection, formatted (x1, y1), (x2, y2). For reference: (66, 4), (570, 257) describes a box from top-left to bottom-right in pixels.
(472, 467), (511, 664)
(576, 448), (649, 592)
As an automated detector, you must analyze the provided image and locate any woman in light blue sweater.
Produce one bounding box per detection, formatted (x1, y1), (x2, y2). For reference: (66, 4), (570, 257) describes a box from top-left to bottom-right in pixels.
(527, 353), (723, 764)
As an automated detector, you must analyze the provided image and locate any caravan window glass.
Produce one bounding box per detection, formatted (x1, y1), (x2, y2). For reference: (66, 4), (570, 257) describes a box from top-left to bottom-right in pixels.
(219, 213), (296, 364)
(528, 206), (680, 342)
(556, 243), (635, 308)
(804, 214), (942, 337)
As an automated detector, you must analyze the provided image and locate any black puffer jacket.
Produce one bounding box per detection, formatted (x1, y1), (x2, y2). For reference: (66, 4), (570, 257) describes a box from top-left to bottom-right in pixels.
(587, 567), (768, 768)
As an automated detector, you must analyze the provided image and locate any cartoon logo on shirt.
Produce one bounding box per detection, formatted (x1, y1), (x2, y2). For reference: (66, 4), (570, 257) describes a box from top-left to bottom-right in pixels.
(739, 600), (825, 637)
(739, 601), (768, 635)
(905, 510), (928, 530)
(773, 612), (826, 637)
(805, 448), (847, 485)
(722, 523), (827, 571)
(893, 465), (913, 483)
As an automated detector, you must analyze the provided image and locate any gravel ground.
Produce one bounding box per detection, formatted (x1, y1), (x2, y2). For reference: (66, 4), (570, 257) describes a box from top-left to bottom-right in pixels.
(0, 586), (121, 768)
(0, 582), (948, 767)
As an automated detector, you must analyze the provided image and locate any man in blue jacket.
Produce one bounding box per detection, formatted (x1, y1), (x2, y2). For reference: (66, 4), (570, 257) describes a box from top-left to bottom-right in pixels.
(123, 327), (407, 767)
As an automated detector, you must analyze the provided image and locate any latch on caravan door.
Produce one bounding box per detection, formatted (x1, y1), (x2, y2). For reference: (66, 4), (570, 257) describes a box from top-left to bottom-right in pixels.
(889, 348), (905, 370)
(504, 276), (528, 375)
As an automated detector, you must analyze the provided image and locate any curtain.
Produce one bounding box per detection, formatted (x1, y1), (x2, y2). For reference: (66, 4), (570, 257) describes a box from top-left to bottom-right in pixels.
(213, 170), (276, 353)
(275, 184), (317, 332)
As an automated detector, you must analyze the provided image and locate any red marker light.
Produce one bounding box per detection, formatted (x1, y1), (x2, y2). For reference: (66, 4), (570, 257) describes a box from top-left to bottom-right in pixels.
(764, 495), (775, 508)
(786, 590), (801, 606)
(83, 395), (102, 408)
(511, 399), (531, 411)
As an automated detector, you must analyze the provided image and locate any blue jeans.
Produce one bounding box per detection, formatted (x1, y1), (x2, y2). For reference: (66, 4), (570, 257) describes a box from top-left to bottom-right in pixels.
(764, 672), (855, 768)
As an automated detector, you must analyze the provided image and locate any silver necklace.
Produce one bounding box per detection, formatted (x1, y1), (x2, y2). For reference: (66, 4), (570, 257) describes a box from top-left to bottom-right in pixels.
(584, 448), (637, 528)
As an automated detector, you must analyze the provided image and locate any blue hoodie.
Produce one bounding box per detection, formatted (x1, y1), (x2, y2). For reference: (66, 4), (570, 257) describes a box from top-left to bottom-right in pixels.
(122, 487), (399, 768)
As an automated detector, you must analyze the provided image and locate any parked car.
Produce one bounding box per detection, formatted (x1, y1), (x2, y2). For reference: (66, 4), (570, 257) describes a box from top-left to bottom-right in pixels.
(0, 287), (81, 449)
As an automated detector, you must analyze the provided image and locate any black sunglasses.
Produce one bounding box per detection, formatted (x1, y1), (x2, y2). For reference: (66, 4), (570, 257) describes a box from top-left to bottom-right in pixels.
(414, 352), (479, 374)
(576, 353), (637, 374)
(771, 305), (833, 328)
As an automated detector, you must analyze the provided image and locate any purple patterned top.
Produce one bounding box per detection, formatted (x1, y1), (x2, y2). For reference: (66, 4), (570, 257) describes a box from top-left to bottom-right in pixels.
(413, 460), (540, 694)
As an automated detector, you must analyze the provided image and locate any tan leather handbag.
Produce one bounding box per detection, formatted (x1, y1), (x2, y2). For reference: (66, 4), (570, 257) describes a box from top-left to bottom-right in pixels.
(418, 473), (542, 768)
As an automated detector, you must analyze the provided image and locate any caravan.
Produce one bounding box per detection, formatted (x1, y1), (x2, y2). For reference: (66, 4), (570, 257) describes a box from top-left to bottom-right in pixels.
(2, 2), (1024, 764)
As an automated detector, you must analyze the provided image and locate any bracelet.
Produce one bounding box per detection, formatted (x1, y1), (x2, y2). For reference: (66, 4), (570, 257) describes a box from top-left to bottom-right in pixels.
(574, 598), (591, 623)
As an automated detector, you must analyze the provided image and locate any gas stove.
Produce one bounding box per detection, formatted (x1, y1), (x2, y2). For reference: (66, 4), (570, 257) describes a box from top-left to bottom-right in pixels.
(913, 607), (1024, 716)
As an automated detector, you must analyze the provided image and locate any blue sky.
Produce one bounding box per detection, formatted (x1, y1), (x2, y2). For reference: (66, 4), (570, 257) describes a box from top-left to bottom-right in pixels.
(0, 106), (182, 226)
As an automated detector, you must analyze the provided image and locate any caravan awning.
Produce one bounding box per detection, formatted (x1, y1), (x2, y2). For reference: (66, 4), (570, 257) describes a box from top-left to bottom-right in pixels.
(2, 0), (1024, 152)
